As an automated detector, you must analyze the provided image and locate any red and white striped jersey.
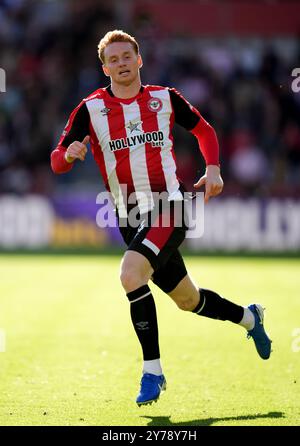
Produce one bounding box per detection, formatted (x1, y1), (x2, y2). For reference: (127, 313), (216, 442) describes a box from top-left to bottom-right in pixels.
(52, 84), (217, 214)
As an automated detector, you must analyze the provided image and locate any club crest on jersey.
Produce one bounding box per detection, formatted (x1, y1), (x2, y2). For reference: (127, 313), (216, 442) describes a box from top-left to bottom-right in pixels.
(147, 97), (163, 112)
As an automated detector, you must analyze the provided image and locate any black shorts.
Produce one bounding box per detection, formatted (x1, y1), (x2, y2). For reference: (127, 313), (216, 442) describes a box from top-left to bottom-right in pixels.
(118, 201), (188, 293)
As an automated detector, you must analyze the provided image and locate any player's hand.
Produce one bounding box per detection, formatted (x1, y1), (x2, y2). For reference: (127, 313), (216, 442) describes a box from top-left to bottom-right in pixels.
(65, 135), (90, 163)
(194, 165), (224, 203)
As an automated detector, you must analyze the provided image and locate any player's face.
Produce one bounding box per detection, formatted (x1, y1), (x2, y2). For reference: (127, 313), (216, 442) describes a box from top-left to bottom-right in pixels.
(102, 42), (142, 86)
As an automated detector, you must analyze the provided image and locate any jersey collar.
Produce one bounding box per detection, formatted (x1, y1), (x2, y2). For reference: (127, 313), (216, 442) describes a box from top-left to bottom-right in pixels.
(105, 85), (144, 103)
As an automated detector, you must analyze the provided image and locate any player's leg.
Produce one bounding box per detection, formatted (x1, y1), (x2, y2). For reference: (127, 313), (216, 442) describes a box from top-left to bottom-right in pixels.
(120, 249), (166, 406)
(119, 232), (169, 406)
(168, 274), (246, 323)
(121, 204), (186, 405)
(120, 249), (163, 375)
(170, 277), (272, 359)
(153, 252), (272, 360)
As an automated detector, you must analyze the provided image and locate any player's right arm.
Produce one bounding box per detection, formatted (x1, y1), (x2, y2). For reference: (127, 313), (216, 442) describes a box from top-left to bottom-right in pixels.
(51, 102), (90, 174)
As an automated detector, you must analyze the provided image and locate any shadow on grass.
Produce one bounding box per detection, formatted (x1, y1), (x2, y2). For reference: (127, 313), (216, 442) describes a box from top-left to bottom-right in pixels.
(140, 411), (285, 426)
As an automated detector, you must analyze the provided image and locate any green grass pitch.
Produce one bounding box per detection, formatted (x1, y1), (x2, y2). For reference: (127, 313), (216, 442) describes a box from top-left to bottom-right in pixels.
(0, 255), (300, 426)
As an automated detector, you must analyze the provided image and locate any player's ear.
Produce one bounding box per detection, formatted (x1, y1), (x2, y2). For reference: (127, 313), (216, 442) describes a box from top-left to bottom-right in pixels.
(138, 54), (143, 69)
(102, 64), (110, 77)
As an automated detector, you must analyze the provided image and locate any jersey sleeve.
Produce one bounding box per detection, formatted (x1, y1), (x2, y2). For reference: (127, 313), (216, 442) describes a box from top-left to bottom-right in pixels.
(51, 101), (90, 174)
(59, 102), (90, 147)
(169, 87), (219, 166)
(168, 88), (201, 130)
(190, 117), (220, 166)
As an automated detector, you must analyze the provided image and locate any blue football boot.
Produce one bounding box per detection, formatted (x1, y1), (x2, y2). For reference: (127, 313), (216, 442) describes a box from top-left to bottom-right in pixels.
(136, 373), (167, 406)
(247, 304), (272, 360)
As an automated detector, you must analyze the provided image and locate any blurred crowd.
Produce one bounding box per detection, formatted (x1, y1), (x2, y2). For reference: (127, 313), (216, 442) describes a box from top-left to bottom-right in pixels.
(0, 0), (300, 197)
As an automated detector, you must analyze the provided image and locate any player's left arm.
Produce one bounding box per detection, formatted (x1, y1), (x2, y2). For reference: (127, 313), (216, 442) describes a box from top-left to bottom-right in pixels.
(190, 117), (223, 204)
(169, 88), (223, 203)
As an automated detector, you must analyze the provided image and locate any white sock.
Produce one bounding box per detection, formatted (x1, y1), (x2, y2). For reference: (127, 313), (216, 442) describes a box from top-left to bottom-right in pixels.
(238, 307), (255, 331)
(143, 359), (163, 376)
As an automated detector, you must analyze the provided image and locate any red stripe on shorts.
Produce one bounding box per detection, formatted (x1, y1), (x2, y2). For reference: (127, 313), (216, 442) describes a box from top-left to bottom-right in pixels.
(145, 211), (175, 251)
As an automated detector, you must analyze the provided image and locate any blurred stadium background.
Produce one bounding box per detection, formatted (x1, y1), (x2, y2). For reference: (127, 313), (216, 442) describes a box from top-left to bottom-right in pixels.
(0, 0), (300, 254)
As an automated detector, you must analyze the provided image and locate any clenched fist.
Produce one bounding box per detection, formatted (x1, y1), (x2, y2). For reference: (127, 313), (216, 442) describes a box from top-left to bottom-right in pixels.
(65, 135), (90, 163)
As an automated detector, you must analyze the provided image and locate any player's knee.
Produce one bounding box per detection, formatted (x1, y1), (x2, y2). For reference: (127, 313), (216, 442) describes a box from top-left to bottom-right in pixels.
(120, 268), (145, 292)
(176, 295), (197, 311)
